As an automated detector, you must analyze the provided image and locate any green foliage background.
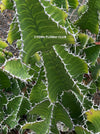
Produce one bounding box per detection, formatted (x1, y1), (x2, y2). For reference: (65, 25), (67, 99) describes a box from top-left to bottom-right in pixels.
(0, 0), (100, 134)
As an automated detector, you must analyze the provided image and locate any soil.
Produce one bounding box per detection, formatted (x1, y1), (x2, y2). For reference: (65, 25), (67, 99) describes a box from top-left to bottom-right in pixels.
(0, 9), (15, 40)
